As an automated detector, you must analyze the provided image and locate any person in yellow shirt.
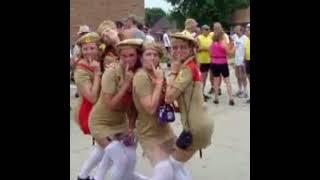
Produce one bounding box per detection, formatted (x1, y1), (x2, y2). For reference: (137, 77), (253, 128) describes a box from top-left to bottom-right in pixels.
(244, 24), (250, 103)
(197, 25), (212, 101)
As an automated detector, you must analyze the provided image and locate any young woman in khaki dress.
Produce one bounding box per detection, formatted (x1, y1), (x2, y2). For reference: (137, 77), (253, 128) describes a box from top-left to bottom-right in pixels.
(89, 39), (148, 180)
(73, 32), (104, 180)
(132, 42), (178, 180)
(165, 32), (215, 179)
(96, 20), (120, 67)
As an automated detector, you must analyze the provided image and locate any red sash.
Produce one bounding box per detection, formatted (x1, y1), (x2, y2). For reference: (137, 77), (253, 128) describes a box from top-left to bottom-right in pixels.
(75, 63), (94, 135)
(185, 60), (202, 82)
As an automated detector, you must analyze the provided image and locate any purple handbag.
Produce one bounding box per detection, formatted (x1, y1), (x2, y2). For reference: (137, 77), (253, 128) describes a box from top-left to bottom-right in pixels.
(158, 104), (175, 125)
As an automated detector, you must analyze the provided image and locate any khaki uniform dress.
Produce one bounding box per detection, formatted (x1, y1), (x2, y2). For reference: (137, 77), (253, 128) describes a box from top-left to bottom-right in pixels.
(73, 65), (94, 130)
(133, 69), (176, 158)
(172, 59), (214, 151)
(89, 64), (129, 140)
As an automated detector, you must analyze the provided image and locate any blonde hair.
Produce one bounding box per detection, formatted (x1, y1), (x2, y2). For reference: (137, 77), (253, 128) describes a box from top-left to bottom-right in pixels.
(185, 18), (197, 30)
(96, 20), (117, 36)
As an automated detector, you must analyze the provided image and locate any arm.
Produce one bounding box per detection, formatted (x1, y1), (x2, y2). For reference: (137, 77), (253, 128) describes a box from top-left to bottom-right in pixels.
(222, 40), (235, 55)
(76, 70), (102, 104)
(139, 81), (163, 115)
(134, 66), (164, 115)
(101, 67), (133, 111)
(165, 68), (193, 104)
(103, 81), (131, 111)
(127, 104), (137, 130)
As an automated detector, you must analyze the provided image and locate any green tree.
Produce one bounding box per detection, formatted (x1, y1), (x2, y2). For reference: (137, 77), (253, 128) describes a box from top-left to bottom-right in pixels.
(166, 0), (249, 29)
(145, 8), (167, 27)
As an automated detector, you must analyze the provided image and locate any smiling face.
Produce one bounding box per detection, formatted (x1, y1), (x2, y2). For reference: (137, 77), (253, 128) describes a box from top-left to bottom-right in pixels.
(171, 38), (193, 61)
(81, 42), (99, 60)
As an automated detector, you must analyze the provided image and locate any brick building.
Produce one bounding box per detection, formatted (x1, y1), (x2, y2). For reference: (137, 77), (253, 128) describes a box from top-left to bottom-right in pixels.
(70, 0), (145, 46)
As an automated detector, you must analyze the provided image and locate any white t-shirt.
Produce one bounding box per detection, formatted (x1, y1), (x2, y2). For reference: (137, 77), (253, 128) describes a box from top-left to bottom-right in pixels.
(233, 34), (248, 66)
(163, 33), (171, 47)
(145, 34), (155, 43)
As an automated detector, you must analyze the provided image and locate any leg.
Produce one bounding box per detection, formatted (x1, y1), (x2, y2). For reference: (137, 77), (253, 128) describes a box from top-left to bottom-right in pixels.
(235, 66), (242, 95)
(201, 71), (208, 93)
(209, 67), (214, 94)
(125, 145), (150, 180)
(93, 138), (114, 180)
(151, 160), (174, 180)
(213, 77), (220, 103)
(218, 75), (222, 95)
(78, 144), (105, 179)
(241, 65), (248, 93)
(223, 77), (235, 105)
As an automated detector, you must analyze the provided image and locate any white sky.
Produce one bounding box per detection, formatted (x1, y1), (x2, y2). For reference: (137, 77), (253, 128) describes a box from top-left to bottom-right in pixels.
(145, 0), (173, 13)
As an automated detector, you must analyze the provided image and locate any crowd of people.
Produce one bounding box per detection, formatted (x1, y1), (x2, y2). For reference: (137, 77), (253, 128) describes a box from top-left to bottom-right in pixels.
(70, 15), (250, 180)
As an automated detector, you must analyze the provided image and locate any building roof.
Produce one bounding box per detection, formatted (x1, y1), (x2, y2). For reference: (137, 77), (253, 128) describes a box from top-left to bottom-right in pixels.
(231, 6), (250, 24)
(151, 17), (177, 34)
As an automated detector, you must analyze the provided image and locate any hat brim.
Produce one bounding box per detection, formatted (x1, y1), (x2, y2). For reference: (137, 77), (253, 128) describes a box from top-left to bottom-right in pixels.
(116, 39), (143, 48)
(170, 34), (197, 45)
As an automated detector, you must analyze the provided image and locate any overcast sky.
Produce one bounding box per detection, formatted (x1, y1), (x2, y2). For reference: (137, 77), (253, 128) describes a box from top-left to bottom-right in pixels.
(145, 0), (173, 13)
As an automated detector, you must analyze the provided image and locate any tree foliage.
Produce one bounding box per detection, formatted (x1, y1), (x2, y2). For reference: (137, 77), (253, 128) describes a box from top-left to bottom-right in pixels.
(166, 0), (250, 29)
(145, 8), (167, 27)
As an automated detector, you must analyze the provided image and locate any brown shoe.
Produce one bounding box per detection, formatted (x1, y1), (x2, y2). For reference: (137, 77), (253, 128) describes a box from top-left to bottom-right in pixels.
(229, 99), (235, 106)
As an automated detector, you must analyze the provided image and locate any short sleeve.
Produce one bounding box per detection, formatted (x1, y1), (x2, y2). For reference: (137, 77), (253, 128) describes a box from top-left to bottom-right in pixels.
(172, 67), (193, 92)
(133, 71), (153, 97)
(74, 69), (91, 86)
(101, 68), (117, 95)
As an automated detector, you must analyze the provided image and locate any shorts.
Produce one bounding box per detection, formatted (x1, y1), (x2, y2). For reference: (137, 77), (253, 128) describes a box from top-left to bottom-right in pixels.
(245, 60), (250, 75)
(210, 63), (230, 78)
(200, 63), (210, 73)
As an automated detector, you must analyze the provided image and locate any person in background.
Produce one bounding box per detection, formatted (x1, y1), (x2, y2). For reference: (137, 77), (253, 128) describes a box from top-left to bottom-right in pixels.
(96, 20), (121, 68)
(208, 22), (228, 95)
(196, 25), (212, 102)
(144, 26), (155, 43)
(163, 28), (172, 68)
(233, 25), (248, 98)
(209, 30), (235, 105)
(182, 18), (198, 37)
(115, 20), (125, 41)
(123, 14), (146, 40)
(244, 23), (250, 103)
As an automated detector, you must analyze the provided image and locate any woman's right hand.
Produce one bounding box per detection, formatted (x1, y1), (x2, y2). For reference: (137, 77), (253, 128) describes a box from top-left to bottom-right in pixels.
(152, 63), (164, 82)
(90, 60), (101, 73)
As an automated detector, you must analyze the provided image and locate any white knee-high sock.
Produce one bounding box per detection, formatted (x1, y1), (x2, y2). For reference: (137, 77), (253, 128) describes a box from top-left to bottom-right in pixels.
(108, 141), (131, 180)
(78, 144), (105, 179)
(151, 160), (174, 180)
(94, 141), (122, 180)
(125, 145), (150, 180)
(169, 156), (192, 180)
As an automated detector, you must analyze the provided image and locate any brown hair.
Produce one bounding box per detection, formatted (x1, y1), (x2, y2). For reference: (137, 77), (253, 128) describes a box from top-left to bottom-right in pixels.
(118, 46), (142, 72)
